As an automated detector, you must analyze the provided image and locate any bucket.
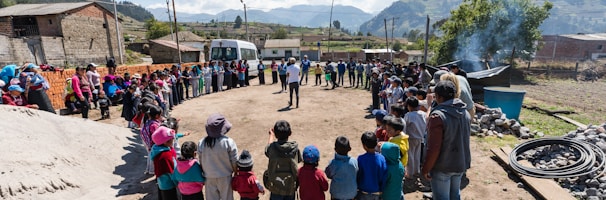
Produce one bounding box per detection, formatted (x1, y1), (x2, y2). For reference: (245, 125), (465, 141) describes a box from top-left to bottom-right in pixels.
(483, 87), (526, 120)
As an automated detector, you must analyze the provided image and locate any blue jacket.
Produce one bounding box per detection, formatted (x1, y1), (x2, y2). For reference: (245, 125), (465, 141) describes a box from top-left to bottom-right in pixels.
(150, 145), (178, 190)
(357, 152), (388, 193)
(278, 64), (288, 75)
(325, 154), (358, 199)
(381, 142), (404, 200)
(337, 63), (346, 73)
(301, 59), (311, 71)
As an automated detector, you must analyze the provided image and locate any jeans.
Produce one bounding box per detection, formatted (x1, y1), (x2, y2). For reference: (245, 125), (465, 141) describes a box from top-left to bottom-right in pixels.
(430, 171), (464, 200)
(315, 74), (322, 85)
(338, 72), (345, 86)
(270, 193), (295, 200)
(348, 70), (355, 86)
(259, 70), (265, 84)
(356, 74), (363, 87)
(355, 192), (380, 200)
(300, 69), (309, 84)
(289, 82), (299, 107)
(279, 75), (287, 91)
(272, 71), (278, 84)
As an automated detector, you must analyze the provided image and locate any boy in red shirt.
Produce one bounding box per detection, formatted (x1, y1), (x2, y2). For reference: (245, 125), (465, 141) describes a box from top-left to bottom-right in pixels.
(232, 150), (265, 200)
(298, 145), (329, 200)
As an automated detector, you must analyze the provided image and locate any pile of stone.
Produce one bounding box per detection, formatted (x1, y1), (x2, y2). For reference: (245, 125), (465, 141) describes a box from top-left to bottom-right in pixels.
(471, 106), (543, 139)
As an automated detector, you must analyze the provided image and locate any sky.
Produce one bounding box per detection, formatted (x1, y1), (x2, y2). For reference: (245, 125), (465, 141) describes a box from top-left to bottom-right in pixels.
(126, 0), (396, 14)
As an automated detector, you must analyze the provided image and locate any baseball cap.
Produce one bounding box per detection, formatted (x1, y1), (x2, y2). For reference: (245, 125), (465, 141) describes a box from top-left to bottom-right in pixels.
(303, 145), (320, 163)
(372, 109), (388, 121)
(88, 63), (99, 67)
(407, 87), (419, 95)
(8, 85), (24, 92)
(152, 126), (175, 145)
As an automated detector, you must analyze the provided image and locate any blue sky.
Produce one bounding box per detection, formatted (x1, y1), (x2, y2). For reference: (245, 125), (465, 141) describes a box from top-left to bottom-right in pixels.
(125, 0), (395, 14)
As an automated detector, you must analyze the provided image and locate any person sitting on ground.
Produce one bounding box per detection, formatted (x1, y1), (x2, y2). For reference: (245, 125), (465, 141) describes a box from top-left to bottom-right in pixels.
(325, 136), (358, 200)
(232, 150), (265, 200)
(298, 145), (329, 200)
(2, 85), (37, 109)
(103, 75), (123, 105)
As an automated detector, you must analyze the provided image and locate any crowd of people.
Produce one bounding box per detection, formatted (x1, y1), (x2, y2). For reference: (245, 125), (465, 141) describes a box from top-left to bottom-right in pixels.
(0, 63), (56, 113)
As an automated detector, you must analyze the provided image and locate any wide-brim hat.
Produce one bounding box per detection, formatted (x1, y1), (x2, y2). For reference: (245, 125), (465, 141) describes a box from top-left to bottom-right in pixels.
(205, 113), (232, 138)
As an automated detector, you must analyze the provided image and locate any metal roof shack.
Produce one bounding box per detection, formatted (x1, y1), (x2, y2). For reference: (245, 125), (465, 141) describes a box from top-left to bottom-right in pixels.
(150, 40), (202, 64)
(264, 39), (300, 48)
(560, 33), (606, 41)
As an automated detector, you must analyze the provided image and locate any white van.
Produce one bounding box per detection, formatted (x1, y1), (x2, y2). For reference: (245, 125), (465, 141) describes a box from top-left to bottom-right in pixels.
(209, 39), (260, 76)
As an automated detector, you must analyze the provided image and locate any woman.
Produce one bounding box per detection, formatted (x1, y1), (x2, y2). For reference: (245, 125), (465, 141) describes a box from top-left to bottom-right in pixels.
(271, 59), (278, 84)
(20, 63), (55, 114)
(230, 61), (238, 88)
(236, 60), (246, 88)
(72, 66), (93, 118)
(121, 84), (139, 128)
(243, 59), (250, 86)
(86, 63), (101, 109)
(224, 62), (233, 90)
(103, 75), (123, 105)
(189, 65), (200, 97)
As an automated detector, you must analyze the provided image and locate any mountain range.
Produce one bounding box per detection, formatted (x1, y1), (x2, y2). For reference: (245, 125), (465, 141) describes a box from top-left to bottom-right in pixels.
(149, 5), (373, 31)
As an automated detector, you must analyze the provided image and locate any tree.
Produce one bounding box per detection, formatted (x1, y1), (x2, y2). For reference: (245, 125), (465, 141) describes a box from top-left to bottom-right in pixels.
(392, 40), (402, 52)
(433, 0), (552, 64)
(0, 0), (16, 8)
(366, 32), (372, 36)
(357, 31), (364, 36)
(272, 27), (288, 39)
(407, 29), (422, 42)
(333, 20), (341, 30)
(144, 18), (171, 40)
(234, 15), (243, 29)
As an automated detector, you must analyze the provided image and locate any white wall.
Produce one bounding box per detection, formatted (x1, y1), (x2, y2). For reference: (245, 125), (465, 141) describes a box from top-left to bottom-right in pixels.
(262, 47), (300, 59)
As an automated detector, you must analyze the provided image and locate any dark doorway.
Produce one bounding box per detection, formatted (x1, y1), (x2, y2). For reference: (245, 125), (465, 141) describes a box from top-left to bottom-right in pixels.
(12, 17), (39, 37)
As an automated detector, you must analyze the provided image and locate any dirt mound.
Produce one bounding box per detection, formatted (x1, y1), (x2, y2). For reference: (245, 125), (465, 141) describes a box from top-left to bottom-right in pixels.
(0, 105), (141, 200)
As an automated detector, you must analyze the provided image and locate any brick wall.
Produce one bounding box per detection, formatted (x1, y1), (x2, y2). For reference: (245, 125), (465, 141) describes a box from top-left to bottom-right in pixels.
(536, 36), (606, 61)
(40, 62), (204, 110)
(36, 15), (61, 36)
(0, 18), (12, 36)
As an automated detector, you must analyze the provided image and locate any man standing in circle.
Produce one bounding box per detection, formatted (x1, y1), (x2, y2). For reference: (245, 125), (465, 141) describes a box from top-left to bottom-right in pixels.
(300, 55), (311, 85)
(286, 57), (300, 108)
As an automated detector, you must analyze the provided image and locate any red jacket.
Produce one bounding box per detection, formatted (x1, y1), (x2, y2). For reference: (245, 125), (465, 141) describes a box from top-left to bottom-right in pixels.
(2, 93), (33, 108)
(232, 171), (262, 198)
(298, 164), (329, 200)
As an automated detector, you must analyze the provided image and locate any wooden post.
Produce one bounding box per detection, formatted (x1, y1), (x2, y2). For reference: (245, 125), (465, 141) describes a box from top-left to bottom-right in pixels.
(547, 65), (551, 80)
(527, 62), (531, 71)
(574, 62), (579, 81)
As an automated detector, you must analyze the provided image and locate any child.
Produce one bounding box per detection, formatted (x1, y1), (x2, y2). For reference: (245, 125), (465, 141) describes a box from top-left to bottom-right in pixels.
(381, 142), (404, 200)
(98, 92), (111, 119)
(265, 120), (302, 199)
(141, 104), (163, 174)
(232, 150), (265, 200)
(403, 96), (427, 179)
(122, 84), (139, 128)
(150, 126), (178, 200)
(387, 76), (404, 113)
(174, 141), (205, 200)
(370, 71), (381, 110)
(198, 113), (238, 200)
(416, 89), (428, 112)
(372, 109), (390, 142)
(314, 64), (323, 86)
(163, 117), (191, 157)
(384, 115), (410, 172)
(298, 145), (329, 200)
(325, 136), (358, 200)
(356, 131), (388, 199)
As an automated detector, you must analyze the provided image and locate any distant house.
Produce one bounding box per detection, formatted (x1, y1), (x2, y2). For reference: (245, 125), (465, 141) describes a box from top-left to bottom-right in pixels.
(0, 2), (123, 67)
(535, 33), (606, 61)
(150, 40), (202, 64)
(403, 50), (434, 63)
(158, 31), (207, 52)
(262, 39), (300, 60)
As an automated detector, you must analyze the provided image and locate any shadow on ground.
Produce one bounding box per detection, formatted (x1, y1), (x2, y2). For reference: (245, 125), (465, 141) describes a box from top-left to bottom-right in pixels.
(112, 129), (156, 199)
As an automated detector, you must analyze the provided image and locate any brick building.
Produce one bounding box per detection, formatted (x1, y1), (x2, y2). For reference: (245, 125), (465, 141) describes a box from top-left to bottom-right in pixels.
(0, 2), (123, 67)
(150, 40), (202, 64)
(535, 33), (606, 61)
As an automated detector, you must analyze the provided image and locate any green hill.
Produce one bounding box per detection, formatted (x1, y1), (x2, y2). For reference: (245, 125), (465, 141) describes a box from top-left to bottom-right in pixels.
(0, 0), (153, 22)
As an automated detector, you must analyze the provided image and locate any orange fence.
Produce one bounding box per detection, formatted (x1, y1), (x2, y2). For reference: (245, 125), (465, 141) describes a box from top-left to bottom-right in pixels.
(41, 62), (204, 110)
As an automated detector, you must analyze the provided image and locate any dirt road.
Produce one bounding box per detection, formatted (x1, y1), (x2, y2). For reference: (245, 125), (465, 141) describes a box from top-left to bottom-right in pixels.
(89, 76), (536, 200)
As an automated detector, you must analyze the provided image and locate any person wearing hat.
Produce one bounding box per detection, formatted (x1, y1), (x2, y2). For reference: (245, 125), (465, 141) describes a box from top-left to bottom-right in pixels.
(198, 113), (238, 200)
(20, 63), (55, 114)
(2, 85), (37, 108)
(0, 64), (21, 87)
(372, 109), (390, 142)
(298, 145), (329, 200)
(86, 63), (101, 109)
(150, 126), (179, 200)
(232, 150), (266, 199)
(299, 55), (311, 85)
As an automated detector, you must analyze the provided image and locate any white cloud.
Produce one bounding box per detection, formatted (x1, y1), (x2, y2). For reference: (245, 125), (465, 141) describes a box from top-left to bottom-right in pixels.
(147, 0), (395, 14)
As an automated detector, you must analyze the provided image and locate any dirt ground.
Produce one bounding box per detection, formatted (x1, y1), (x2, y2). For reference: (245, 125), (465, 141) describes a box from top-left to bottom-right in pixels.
(80, 75), (538, 200)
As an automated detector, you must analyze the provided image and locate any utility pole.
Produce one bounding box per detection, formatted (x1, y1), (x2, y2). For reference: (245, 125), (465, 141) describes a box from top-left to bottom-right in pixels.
(423, 15), (430, 64)
(171, 0), (182, 63)
(113, 0), (123, 64)
(327, 0), (335, 54)
(241, 0), (249, 41)
(166, 0), (174, 41)
(391, 17), (399, 62)
(384, 18), (389, 61)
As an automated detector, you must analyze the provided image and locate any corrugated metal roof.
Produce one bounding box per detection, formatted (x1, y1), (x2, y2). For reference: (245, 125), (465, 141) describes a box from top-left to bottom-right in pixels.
(151, 40), (200, 52)
(264, 39), (300, 48)
(561, 33), (606, 41)
(158, 31), (207, 42)
(0, 2), (96, 17)
(362, 49), (393, 53)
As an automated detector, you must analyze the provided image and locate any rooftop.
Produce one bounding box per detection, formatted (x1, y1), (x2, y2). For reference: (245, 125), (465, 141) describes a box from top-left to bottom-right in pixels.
(150, 40), (200, 52)
(560, 33), (606, 41)
(404, 50), (434, 55)
(0, 2), (105, 18)
(158, 31), (206, 42)
(362, 49), (394, 54)
(264, 39), (300, 48)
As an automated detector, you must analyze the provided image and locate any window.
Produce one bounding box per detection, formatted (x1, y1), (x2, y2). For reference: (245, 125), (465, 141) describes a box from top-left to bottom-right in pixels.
(272, 50), (278, 55)
(211, 47), (238, 61)
(241, 48), (257, 60)
(598, 45), (603, 50)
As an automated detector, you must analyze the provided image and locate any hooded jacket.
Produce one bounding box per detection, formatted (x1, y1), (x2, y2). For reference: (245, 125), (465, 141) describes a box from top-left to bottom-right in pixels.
(381, 142), (404, 200)
(325, 153), (358, 199)
(264, 140), (303, 195)
(423, 98), (471, 174)
(174, 159), (205, 195)
(198, 136), (238, 178)
(150, 144), (177, 190)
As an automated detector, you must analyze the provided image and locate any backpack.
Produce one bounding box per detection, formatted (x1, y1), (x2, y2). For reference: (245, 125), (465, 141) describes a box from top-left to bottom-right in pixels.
(263, 143), (299, 196)
(107, 58), (116, 67)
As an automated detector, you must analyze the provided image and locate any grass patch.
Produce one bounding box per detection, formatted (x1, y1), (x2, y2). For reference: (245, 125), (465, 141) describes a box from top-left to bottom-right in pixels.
(519, 108), (576, 136)
(475, 135), (520, 149)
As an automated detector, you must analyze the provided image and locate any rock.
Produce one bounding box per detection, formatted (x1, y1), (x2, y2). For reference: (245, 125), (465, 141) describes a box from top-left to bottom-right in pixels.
(537, 132), (545, 137)
(495, 119), (505, 126)
(599, 183), (606, 189)
(511, 123), (521, 131)
(599, 176), (606, 183)
(588, 179), (601, 188)
(520, 127), (531, 134)
(497, 133), (504, 139)
(585, 129), (597, 136)
(491, 113), (502, 119)
(487, 130), (495, 136)
(520, 132), (530, 139)
(599, 133), (606, 139)
(481, 115), (491, 123)
(599, 127), (606, 134)
(471, 124), (481, 134)
(587, 196), (600, 200)
(517, 182), (524, 188)
(481, 129), (488, 134)
(567, 131), (578, 138)
(597, 142), (606, 152)
(556, 160), (568, 166)
(587, 188), (599, 196)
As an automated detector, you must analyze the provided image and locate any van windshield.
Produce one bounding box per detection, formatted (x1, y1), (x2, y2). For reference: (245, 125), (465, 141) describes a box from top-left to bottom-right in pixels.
(211, 47), (238, 61)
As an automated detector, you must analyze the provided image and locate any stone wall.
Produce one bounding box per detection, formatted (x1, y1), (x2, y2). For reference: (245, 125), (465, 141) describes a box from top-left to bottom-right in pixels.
(40, 36), (66, 66)
(0, 35), (13, 65)
(9, 37), (36, 64)
(41, 62), (204, 110)
(0, 18), (12, 36)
